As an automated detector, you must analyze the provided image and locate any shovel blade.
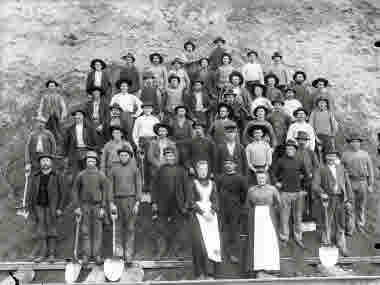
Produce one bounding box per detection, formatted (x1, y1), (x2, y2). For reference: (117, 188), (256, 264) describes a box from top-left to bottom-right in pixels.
(104, 258), (124, 282)
(16, 209), (29, 219)
(65, 262), (82, 284)
(319, 246), (339, 267)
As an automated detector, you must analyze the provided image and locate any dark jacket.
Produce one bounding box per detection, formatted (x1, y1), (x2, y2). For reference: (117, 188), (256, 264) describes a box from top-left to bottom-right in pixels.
(215, 142), (248, 176)
(152, 164), (189, 217)
(84, 99), (109, 129)
(267, 110), (292, 146)
(185, 90), (211, 119)
(217, 173), (248, 206)
(184, 137), (217, 173)
(209, 47), (226, 71)
(86, 70), (112, 102)
(63, 121), (99, 159)
(312, 164), (353, 203)
(119, 65), (141, 94)
(271, 155), (309, 193)
(27, 170), (65, 214)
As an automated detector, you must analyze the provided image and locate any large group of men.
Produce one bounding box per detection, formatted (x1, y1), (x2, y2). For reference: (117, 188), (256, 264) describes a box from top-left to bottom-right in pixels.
(23, 36), (375, 279)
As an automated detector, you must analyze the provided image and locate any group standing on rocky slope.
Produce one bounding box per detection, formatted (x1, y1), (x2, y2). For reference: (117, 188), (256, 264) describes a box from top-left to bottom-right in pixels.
(22, 36), (374, 279)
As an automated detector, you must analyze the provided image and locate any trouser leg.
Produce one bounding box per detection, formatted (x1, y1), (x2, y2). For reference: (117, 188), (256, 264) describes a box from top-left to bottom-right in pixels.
(352, 180), (368, 230)
(80, 205), (91, 258)
(279, 192), (292, 242)
(292, 193), (304, 242)
(93, 205), (104, 258)
(31, 207), (48, 260)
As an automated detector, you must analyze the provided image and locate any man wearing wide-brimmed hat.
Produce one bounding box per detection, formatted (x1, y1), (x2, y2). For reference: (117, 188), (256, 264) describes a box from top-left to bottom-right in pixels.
(229, 70), (251, 110)
(162, 74), (187, 121)
(119, 52), (141, 95)
(72, 149), (111, 265)
(86, 58), (112, 103)
(25, 115), (57, 174)
(169, 57), (191, 92)
(264, 73), (283, 102)
(287, 107), (316, 151)
(283, 86), (303, 120)
(182, 40), (199, 82)
(267, 52), (290, 87)
(145, 52), (168, 91)
(38, 79), (67, 144)
(109, 144), (142, 260)
(311, 77), (335, 111)
(313, 146), (353, 256)
(63, 107), (99, 182)
(139, 71), (161, 116)
(341, 133), (374, 233)
(209, 36), (227, 71)
(103, 102), (129, 142)
(272, 139), (310, 248)
(84, 86), (108, 146)
(216, 52), (234, 98)
(27, 153), (64, 263)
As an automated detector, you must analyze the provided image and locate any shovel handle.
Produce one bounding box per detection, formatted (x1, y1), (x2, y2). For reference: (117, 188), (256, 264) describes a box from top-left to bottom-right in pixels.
(74, 214), (81, 261)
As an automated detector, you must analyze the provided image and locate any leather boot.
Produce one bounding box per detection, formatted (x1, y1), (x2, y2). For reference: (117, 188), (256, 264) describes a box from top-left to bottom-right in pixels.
(34, 239), (48, 263)
(47, 238), (57, 263)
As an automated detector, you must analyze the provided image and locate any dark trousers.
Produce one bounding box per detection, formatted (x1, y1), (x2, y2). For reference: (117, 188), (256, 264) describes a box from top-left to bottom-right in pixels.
(320, 195), (346, 251)
(279, 192), (304, 242)
(220, 198), (241, 257)
(46, 115), (63, 144)
(67, 148), (88, 185)
(138, 137), (155, 193)
(350, 179), (368, 230)
(80, 203), (104, 258)
(114, 197), (137, 260)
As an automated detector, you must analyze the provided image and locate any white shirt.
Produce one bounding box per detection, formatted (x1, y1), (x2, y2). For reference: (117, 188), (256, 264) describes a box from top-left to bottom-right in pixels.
(283, 99), (302, 120)
(241, 62), (264, 83)
(132, 114), (160, 146)
(328, 164), (338, 193)
(94, 71), (102, 87)
(36, 135), (43, 152)
(75, 123), (86, 147)
(110, 92), (143, 116)
(226, 141), (236, 156)
(287, 121), (316, 151)
(194, 91), (204, 111)
(93, 101), (100, 120)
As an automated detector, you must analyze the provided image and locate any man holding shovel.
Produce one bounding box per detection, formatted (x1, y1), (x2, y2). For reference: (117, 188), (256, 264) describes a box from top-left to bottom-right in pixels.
(312, 147), (353, 256)
(72, 150), (111, 265)
(109, 144), (142, 261)
(26, 153), (64, 263)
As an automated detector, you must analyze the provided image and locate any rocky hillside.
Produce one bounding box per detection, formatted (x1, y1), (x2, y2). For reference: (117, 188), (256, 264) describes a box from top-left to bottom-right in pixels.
(1, 0), (380, 279)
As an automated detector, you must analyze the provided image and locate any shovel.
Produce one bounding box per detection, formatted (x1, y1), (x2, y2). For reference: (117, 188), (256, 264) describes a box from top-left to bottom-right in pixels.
(319, 197), (339, 267)
(104, 212), (124, 282)
(16, 172), (30, 219)
(65, 214), (82, 284)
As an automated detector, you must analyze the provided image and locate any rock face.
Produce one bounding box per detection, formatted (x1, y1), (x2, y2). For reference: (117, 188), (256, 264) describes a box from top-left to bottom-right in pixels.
(1, 0), (380, 278)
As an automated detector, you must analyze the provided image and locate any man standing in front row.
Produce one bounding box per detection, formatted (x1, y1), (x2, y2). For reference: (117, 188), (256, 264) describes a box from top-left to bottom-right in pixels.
(109, 145), (142, 261)
(313, 147), (353, 256)
(341, 133), (374, 233)
(27, 153), (64, 263)
(72, 150), (111, 265)
(271, 139), (309, 248)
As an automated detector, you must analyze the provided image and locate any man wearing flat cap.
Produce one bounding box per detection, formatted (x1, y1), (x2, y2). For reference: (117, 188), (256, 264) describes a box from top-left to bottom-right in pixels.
(72, 150), (111, 265)
(215, 121), (248, 177)
(38, 79), (67, 144)
(312, 146), (353, 256)
(27, 153), (64, 263)
(341, 133), (374, 233)
(271, 139), (310, 248)
(109, 144), (142, 260)
(86, 58), (112, 104)
(118, 52), (141, 95)
(151, 146), (190, 258)
(25, 115), (57, 175)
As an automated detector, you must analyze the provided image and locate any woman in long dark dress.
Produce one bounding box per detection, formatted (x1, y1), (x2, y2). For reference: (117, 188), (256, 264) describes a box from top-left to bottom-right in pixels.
(245, 171), (281, 278)
(188, 160), (222, 280)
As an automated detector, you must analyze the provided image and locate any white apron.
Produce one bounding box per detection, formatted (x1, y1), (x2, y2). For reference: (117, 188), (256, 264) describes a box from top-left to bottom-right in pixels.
(194, 180), (222, 263)
(253, 205), (280, 270)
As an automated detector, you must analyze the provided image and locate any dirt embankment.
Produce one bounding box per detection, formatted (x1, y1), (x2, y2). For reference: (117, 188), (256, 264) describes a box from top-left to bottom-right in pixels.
(1, 0), (380, 280)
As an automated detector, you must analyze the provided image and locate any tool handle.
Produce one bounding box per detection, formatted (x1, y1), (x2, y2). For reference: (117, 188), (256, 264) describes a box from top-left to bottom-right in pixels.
(73, 215), (81, 260)
(22, 172), (30, 208)
(111, 213), (117, 256)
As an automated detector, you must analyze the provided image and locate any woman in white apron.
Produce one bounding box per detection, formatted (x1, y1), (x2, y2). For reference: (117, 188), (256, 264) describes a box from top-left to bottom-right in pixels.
(245, 170), (281, 278)
(188, 160), (222, 280)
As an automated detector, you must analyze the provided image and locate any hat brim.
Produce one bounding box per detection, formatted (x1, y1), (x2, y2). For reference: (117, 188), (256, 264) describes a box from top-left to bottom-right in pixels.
(153, 123), (172, 136)
(174, 105), (188, 113)
(293, 108), (308, 117)
(121, 54), (136, 62)
(229, 72), (244, 85)
(90, 59), (106, 69)
(184, 41), (196, 50)
(253, 105), (269, 116)
(264, 74), (280, 86)
(38, 154), (53, 161)
(213, 38), (226, 44)
(149, 53), (163, 64)
(168, 75), (181, 83)
(293, 71), (307, 81)
(312, 78), (329, 88)
(116, 79), (132, 89)
(45, 80), (59, 88)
